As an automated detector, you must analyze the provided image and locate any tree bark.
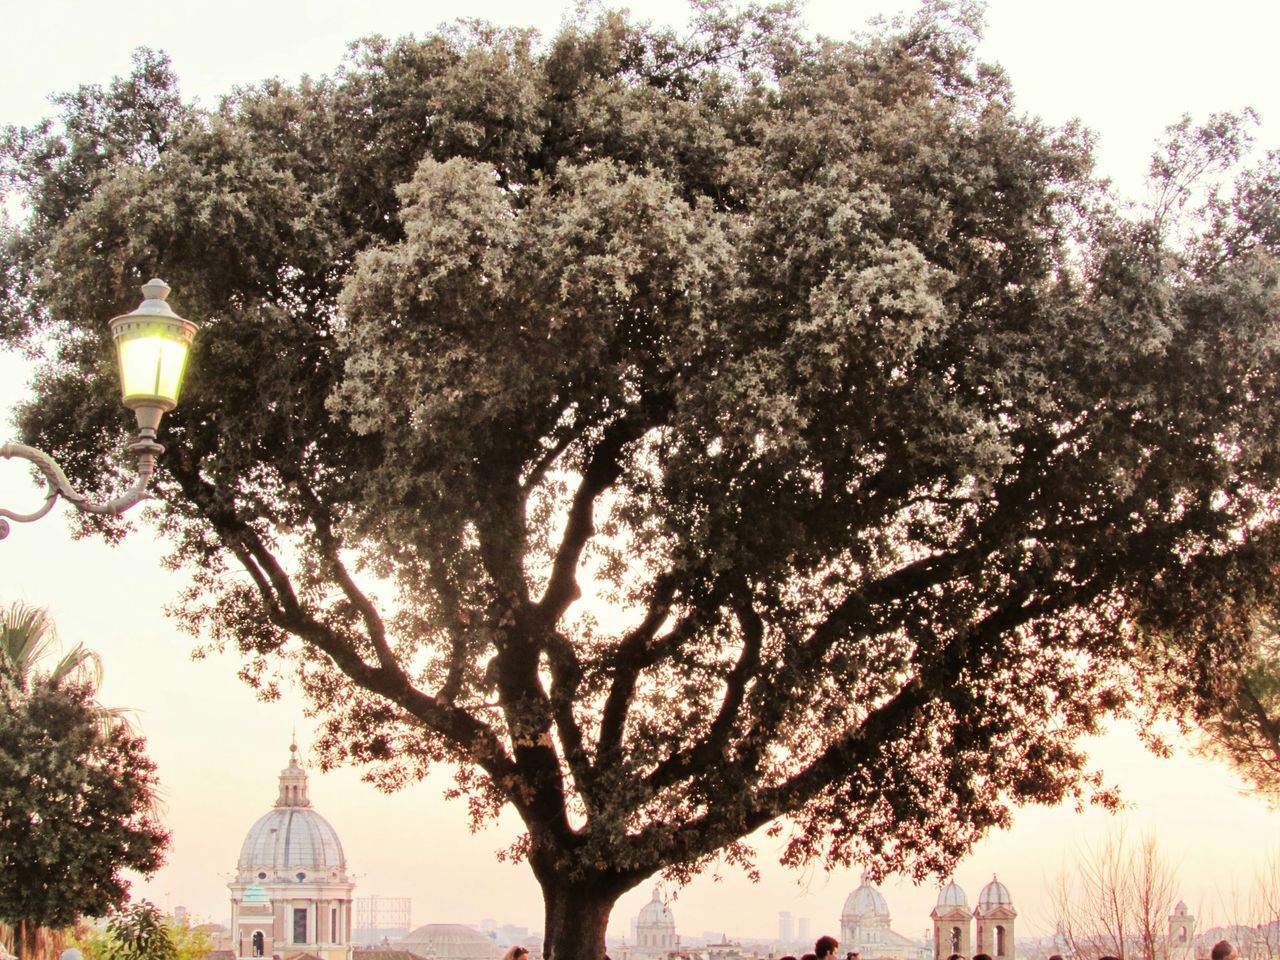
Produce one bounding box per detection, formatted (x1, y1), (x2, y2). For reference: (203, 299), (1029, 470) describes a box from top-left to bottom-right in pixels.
(541, 883), (619, 960)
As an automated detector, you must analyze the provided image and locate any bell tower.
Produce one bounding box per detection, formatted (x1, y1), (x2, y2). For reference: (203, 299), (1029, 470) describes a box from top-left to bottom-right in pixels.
(974, 876), (1016, 960)
(1169, 900), (1195, 960)
(931, 881), (971, 960)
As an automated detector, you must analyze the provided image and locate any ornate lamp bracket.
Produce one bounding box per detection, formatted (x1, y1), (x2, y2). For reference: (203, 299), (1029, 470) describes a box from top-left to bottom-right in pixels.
(0, 439), (163, 540)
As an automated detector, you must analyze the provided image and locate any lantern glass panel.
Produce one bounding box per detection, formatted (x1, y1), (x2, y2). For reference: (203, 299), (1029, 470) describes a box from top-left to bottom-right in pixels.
(117, 330), (190, 406)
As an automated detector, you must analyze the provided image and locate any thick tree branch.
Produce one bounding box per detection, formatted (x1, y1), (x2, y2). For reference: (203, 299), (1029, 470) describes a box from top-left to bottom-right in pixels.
(597, 574), (680, 762)
(170, 462), (523, 793)
(644, 583), (763, 791)
(423, 538), (473, 705)
(537, 413), (652, 624)
(290, 477), (399, 674)
(620, 581), (1052, 875)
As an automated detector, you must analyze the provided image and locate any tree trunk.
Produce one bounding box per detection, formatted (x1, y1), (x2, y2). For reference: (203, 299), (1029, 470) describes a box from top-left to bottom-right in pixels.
(541, 883), (620, 960)
(16, 919), (25, 960)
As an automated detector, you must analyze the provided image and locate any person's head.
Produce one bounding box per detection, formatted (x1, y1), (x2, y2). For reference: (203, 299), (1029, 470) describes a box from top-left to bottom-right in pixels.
(1212, 942), (1238, 960)
(974, 953), (993, 960)
(1048, 954), (1064, 960)
(801, 953), (817, 960)
(815, 937), (839, 960)
(946, 954), (963, 960)
(501, 947), (528, 960)
(846, 953), (858, 960)
(1099, 955), (1123, 960)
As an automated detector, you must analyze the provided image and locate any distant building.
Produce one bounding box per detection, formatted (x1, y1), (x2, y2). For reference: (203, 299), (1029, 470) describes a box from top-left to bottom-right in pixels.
(931, 882), (972, 960)
(631, 888), (679, 960)
(229, 742), (355, 960)
(840, 876), (930, 960)
(780, 914), (795, 946)
(396, 924), (504, 960)
(973, 878), (1016, 960)
(1169, 901), (1195, 960)
(930, 878), (1015, 960)
(798, 919), (811, 945)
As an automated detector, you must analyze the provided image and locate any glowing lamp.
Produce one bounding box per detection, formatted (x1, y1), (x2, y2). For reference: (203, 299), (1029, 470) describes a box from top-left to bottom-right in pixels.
(110, 278), (198, 437)
(0, 278), (199, 538)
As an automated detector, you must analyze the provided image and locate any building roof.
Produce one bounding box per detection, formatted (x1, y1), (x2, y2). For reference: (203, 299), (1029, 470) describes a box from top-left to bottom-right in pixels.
(398, 924), (504, 960)
(638, 887), (676, 928)
(977, 877), (1013, 909)
(842, 877), (891, 921)
(354, 951), (433, 960)
(237, 742), (348, 881)
(936, 881), (968, 909)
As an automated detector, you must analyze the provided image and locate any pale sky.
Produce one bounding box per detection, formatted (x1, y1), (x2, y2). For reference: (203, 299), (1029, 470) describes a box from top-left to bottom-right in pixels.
(1, 0), (1279, 945)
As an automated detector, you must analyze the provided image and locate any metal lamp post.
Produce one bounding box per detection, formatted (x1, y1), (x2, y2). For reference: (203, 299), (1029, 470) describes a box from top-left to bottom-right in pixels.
(0, 279), (197, 540)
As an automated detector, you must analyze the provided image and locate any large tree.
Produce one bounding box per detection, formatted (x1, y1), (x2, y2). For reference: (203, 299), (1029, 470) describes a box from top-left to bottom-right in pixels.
(2, 4), (1279, 958)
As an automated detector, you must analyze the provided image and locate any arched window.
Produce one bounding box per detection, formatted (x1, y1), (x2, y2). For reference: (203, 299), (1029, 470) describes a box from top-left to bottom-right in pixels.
(951, 928), (962, 952)
(252, 931), (265, 957)
(1180, 927), (1188, 943)
(996, 926), (1005, 957)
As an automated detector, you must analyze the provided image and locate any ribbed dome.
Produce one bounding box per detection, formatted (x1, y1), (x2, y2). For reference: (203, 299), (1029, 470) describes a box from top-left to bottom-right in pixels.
(842, 878), (890, 919)
(236, 742), (347, 881)
(638, 888), (675, 926)
(936, 881), (968, 909)
(978, 877), (1012, 909)
(399, 924), (504, 960)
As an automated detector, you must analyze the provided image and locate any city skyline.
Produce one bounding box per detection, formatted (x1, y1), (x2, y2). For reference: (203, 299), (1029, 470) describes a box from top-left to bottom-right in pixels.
(2, 0), (1279, 946)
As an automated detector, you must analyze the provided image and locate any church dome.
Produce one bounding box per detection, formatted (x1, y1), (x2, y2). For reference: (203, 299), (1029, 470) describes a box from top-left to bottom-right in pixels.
(936, 881), (968, 909)
(842, 878), (890, 920)
(638, 888), (676, 927)
(236, 742), (347, 882)
(978, 877), (1013, 909)
(399, 924), (504, 960)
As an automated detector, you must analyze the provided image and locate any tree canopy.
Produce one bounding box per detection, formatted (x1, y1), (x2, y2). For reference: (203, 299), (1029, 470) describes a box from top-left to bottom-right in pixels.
(0, 650), (168, 959)
(2, 3), (1279, 958)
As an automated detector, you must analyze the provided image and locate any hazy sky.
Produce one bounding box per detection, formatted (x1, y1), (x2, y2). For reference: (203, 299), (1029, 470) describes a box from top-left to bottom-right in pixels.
(1, 0), (1279, 945)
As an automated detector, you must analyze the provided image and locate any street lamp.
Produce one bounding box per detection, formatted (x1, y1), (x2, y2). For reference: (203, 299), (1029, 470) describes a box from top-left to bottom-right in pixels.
(0, 279), (197, 540)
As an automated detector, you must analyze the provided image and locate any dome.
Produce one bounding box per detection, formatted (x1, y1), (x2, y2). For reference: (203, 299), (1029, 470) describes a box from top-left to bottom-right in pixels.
(936, 881), (968, 909)
(978, 876), (1013, 909)
(236, 742), (347, 881)
(842, 878), (890, 920)
(398, 924), (504, 960)
(638, 888), (675, 927)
